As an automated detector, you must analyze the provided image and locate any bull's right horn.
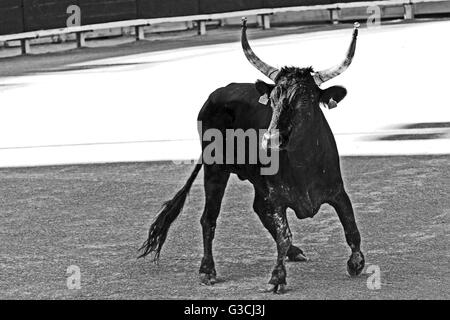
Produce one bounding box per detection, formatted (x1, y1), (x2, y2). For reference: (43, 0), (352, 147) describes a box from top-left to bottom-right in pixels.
(241, 17), (279, 81)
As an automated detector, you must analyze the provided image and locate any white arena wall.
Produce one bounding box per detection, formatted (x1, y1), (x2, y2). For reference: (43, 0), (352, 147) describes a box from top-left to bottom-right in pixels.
(0, 20), (449, 168)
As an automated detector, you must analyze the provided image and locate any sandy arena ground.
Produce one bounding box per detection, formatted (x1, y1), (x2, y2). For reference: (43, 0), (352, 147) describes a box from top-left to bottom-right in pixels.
(0, 156), (449, 299)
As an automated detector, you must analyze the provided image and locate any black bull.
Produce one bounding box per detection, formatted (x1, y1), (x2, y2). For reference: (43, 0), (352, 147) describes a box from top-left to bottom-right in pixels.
(139, 20), (365, 293)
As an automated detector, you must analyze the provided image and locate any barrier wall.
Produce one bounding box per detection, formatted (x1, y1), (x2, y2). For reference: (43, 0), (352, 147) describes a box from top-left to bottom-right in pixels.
(0, 0), (24, 35)
(198, 0), (264, 14)
(79, 0), (137, 25)
(137, 0), (199, 18)
(0, 0), (385, 35)
(22, 0), (75, 31)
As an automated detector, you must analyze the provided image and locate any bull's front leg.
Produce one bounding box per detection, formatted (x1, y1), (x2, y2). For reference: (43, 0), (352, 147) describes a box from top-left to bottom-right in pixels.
(257, 207), (292, 294)
(329, 189), (365, 276)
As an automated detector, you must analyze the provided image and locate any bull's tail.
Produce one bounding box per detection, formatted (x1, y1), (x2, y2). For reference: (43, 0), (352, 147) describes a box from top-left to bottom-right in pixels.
(138, 161), (202, 260)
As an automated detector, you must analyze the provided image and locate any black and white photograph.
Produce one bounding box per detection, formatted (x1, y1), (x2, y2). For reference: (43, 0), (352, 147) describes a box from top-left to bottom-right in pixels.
(0, 0), (449, 304)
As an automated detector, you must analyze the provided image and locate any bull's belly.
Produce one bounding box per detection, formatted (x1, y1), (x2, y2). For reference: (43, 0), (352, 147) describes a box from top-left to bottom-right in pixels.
(227, 165), (325, 218)
(289, 202), (322, 219)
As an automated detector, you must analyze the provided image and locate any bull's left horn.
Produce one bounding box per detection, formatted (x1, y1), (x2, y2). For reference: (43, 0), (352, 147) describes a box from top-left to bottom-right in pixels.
(241, 17), (279, 81)
(312, 22), (360, 86)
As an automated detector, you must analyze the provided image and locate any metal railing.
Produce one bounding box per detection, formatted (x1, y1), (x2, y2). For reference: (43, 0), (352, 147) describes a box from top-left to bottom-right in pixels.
(0, 0), (448, 54)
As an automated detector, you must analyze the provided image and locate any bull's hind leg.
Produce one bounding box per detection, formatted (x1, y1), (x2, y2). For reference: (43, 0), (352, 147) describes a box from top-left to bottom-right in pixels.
(253, 193), (291, 293)
(199, 165), (230, 285)
(328, 188), (365, 276)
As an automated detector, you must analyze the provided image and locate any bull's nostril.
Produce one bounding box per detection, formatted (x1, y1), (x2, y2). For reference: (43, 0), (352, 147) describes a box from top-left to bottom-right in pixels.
(261, 136), (269, 150)
(262, 132), (271, 150)
(261, 141), (267, 150)
(261, 131), (282, 150)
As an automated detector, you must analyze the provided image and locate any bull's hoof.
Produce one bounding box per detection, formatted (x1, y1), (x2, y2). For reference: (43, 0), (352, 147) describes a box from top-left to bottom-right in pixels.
(347, 251), (365, 276)
(287, 245), (308, 262)
(199, 273), (217, 285)
(287, 252), (308, 262)
(262, 283), (287, 294)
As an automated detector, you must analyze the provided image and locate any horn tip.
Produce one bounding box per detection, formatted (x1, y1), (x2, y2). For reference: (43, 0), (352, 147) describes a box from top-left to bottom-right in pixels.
(242, 17), (248, 27)
(353, 22), (360, 29)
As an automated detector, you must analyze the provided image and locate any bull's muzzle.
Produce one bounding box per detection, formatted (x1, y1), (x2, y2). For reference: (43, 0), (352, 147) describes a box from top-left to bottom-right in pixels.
(261, 131), (281, 150)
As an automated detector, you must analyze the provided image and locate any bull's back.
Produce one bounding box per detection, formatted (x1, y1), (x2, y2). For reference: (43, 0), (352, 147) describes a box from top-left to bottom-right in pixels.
(198, 83), (272, 131)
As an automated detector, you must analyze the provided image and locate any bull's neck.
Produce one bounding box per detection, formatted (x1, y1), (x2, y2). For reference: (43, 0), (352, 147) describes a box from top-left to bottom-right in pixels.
(286, 110), (326, 164)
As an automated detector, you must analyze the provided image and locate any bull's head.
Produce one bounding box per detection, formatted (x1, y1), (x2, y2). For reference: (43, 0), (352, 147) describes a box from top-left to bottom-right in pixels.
(241, 18), (359, 150)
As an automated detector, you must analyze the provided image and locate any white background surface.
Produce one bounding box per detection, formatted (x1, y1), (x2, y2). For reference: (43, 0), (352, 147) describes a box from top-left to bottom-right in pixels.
(0, 20), (449, 167)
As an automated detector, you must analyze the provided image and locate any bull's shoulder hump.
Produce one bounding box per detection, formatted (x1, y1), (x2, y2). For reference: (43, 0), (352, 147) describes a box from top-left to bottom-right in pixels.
(209, 82), (259, 104)
(198, 82), (271, 128)
(198, 82), (271, 124)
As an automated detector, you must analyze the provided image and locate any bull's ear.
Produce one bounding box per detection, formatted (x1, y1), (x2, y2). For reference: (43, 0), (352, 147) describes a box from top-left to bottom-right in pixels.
(255, 80), (274, 96)
(255, 80), (275, 105)
(320, 86), (347, 109)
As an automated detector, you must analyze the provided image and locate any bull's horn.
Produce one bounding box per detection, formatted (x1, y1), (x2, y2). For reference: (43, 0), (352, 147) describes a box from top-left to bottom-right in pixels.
(241, 17), (279, 81)
(312, 22), (360, 86)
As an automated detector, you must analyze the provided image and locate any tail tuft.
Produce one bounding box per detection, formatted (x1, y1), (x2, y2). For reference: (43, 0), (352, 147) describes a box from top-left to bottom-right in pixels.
(138, 162), (202, 261)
